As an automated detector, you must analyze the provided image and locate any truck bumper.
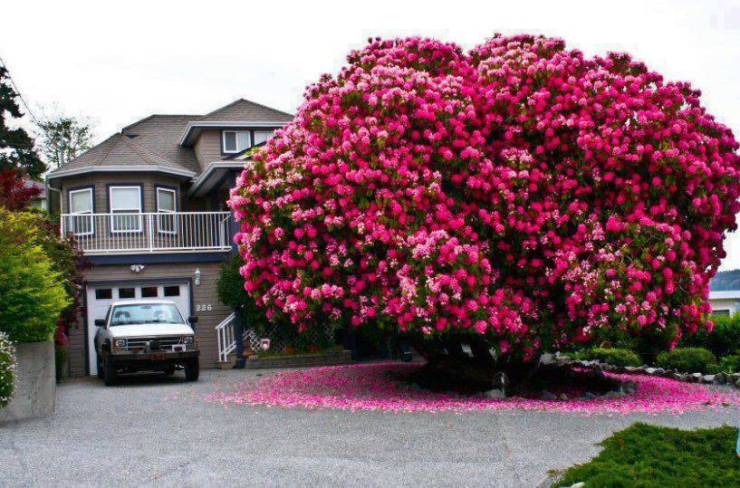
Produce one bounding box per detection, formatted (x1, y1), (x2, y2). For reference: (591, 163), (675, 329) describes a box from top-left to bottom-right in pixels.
(109, 350), (199, 369)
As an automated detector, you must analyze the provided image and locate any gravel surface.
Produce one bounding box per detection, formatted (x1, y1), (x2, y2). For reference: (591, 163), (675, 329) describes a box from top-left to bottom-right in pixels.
(1, 368), (737, 487)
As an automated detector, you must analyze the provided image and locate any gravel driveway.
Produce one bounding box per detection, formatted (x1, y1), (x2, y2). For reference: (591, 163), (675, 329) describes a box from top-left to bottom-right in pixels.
(1, 368), (737, 487)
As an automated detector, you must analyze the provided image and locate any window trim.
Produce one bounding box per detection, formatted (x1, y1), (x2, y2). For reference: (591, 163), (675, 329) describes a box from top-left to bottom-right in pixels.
(68, 186), (95, 236)
(108, 184), (143, 234)
(222, 129), (251, 154)
(156, 186), (178, 235)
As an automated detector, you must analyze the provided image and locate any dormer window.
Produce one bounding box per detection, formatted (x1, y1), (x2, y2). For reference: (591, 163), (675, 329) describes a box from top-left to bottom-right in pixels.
(222, 130), (251, 153)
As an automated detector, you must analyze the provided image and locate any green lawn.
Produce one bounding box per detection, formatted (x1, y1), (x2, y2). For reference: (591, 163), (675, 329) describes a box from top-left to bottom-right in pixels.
(555, 423), (739, 487)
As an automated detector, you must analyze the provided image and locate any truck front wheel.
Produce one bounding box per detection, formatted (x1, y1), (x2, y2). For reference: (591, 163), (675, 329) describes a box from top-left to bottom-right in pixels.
(103, 354), (117, 386)
(184, 358), (199, 382)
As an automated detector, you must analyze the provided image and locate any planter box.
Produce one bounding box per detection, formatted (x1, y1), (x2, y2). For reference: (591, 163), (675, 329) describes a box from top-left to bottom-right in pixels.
(246, 350), (353, 369)
(0, 341), (56, 424)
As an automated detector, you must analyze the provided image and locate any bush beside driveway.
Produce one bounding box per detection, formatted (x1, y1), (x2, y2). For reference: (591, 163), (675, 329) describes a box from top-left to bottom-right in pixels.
(1, 369), (738, 487)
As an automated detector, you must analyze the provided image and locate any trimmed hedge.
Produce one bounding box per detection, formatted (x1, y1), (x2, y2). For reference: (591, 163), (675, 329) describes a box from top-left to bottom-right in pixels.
(656, 347), (717, 374)
(681, 314), (740, 358)
(555, 423), (740, 487)
(716, 354), (740, 374)
(578, 348), (642, 368)
(0, 331), (15, 408)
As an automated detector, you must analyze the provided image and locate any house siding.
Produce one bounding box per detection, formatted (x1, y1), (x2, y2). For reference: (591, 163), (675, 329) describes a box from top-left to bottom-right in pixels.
(194, 129), (222, 172)
(68, 260), (231, 377)
(60, 173), (185, 214)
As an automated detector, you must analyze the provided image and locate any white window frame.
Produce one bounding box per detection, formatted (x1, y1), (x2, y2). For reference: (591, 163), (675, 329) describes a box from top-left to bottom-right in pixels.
(156, 187), (177, 235)
(109, 185), (143, 233)
(68, 188), (94, 236)
(222, 130), (251, 154)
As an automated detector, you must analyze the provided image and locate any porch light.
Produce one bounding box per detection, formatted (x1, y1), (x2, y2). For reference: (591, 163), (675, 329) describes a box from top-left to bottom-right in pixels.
(194, 268), (201, 286)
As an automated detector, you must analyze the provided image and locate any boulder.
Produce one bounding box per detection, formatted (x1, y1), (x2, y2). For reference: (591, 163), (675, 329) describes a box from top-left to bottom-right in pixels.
(484, 388), (505, 400)
(713, 372), (727, 384)
(539, 353), (556, 366)
(558, 393), (569, 401)
(690, 372), (703, 382)
(702, 374), (715, 384)
(541, 390), (557, 401)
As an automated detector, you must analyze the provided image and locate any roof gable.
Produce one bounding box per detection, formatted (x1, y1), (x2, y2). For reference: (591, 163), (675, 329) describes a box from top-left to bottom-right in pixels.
(200, 98), (293, 122)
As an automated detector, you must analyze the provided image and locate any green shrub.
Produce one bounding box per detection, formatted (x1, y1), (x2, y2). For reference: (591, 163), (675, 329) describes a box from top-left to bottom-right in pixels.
(0, 331), (15, 408)
(656, 347), (717, 373)
(0, 209), (70, 342)
(681, 314), (740, 358)
(716, 354), (740, 374)
(579, 348), (641, 368)
(555, 423), (740, 487)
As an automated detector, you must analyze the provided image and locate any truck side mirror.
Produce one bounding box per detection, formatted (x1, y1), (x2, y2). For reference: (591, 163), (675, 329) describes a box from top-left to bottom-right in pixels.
(188, 316), (198, 325)
(94, 319), (106, 327)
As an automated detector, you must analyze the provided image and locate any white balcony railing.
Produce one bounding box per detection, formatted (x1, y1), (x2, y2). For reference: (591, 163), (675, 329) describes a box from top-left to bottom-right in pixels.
(60, 211), (232, 255)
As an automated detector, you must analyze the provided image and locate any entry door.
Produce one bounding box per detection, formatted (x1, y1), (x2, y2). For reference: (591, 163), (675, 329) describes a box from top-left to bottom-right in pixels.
(85, 282), (191, 376)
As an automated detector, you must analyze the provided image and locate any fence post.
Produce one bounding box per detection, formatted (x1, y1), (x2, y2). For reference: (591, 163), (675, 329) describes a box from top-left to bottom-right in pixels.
(148, 214), (154, 252)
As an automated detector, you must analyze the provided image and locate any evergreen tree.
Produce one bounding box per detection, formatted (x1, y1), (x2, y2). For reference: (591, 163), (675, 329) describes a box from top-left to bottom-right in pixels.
(0, 66), (45, 178)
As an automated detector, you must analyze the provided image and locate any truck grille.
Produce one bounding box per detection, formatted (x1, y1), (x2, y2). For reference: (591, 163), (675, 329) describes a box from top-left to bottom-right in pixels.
(125, 336), (182, 352)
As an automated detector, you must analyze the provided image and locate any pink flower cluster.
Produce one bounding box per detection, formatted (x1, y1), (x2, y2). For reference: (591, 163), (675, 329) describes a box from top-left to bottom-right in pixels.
(208, 362), (740, 415)
(229, 35), (740, 356)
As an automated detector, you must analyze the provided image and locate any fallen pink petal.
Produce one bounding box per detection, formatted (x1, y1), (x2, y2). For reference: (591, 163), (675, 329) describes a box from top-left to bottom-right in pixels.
(207, 362), (740, 415)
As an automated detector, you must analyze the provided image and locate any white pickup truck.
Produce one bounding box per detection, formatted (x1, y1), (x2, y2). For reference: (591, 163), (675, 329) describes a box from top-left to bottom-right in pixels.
(94, 300), (200, 385)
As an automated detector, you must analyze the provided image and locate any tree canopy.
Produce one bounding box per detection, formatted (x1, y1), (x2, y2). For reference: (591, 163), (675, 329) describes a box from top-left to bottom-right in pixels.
(0, 66), (45, 178)
(228, 35), (740, 361)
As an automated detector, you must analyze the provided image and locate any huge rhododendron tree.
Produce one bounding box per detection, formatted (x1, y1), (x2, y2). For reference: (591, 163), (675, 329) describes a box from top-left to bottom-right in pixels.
(229, 35), (740, 366)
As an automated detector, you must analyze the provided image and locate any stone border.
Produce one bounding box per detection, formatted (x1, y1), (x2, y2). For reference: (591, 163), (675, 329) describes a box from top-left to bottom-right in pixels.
(245, 350), (353, 369)
(551, 354), (740, 389)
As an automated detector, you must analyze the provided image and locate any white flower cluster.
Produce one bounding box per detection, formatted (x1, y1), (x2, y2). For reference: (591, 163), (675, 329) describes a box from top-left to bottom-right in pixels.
(0, 331), (16, 409)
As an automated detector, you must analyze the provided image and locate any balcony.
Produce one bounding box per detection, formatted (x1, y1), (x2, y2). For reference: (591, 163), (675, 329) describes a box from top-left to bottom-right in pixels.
(60, 212), (232, 255)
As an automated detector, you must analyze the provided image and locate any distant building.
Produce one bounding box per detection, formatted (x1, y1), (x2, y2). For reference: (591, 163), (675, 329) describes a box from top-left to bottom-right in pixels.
(23, 178), (47, 210)
(708, 290), (740, 317)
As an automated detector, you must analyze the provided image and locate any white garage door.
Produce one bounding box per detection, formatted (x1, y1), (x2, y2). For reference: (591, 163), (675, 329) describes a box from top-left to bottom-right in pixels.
(85, 282), (191, 376)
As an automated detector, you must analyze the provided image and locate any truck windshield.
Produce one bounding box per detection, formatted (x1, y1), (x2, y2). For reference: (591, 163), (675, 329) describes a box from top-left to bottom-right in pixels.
(109, 303), (184, 326)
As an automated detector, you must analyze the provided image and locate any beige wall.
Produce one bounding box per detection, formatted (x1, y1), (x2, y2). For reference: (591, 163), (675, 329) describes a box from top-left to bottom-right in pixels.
(194, 129), (223, 171)
(709, 298), (739, 316)
(68, 260), (230, 377)
(60, 173), (185, 214)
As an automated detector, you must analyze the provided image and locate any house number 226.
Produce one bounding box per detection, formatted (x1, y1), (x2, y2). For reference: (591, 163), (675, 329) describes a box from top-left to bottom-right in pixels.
(195, 304), (213, 312)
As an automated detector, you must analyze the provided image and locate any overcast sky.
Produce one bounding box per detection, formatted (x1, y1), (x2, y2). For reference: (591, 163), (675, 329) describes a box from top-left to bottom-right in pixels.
(1, 0), (738, 270)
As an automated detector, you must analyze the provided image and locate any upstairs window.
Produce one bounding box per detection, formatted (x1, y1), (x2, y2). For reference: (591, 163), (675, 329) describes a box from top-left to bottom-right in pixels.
(109, 186), (142, 233)
(222, 130), (251, 153)
(69, 187), (94, 235)
(254, 130), (275, 146)
(156, 187), (177, 234)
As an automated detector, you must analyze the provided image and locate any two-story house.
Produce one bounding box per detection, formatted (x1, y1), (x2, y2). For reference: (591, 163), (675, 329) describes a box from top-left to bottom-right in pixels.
(46, 99), (293, 377)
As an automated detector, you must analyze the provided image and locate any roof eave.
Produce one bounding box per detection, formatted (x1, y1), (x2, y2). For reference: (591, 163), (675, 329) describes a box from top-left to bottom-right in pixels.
(179, 121), (288, 147)
(187, 161), (245, 197)
(46, 165), (196, 180)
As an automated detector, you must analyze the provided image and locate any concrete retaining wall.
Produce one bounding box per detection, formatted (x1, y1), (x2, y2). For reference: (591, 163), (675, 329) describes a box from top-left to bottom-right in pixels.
(0, 341), (56, 424)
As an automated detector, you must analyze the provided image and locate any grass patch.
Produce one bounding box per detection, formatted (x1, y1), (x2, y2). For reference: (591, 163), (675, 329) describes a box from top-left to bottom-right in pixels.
(555, 423), (739, 487)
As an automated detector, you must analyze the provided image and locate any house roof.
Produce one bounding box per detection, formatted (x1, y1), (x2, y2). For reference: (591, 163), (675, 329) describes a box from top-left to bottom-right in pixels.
(709, 290), (740, 300)
(47, 98), (293, 180)
(179, 98), (293, 146)
(200, 98), (293, 122)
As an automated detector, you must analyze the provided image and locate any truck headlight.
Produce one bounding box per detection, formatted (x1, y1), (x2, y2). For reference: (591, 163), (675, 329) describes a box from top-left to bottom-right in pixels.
(113, 338), (127, 349)
(182, 336), (194, 345)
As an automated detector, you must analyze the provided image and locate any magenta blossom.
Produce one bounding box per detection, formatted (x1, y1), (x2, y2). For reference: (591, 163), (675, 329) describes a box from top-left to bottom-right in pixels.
(229, 35), (740, 357)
